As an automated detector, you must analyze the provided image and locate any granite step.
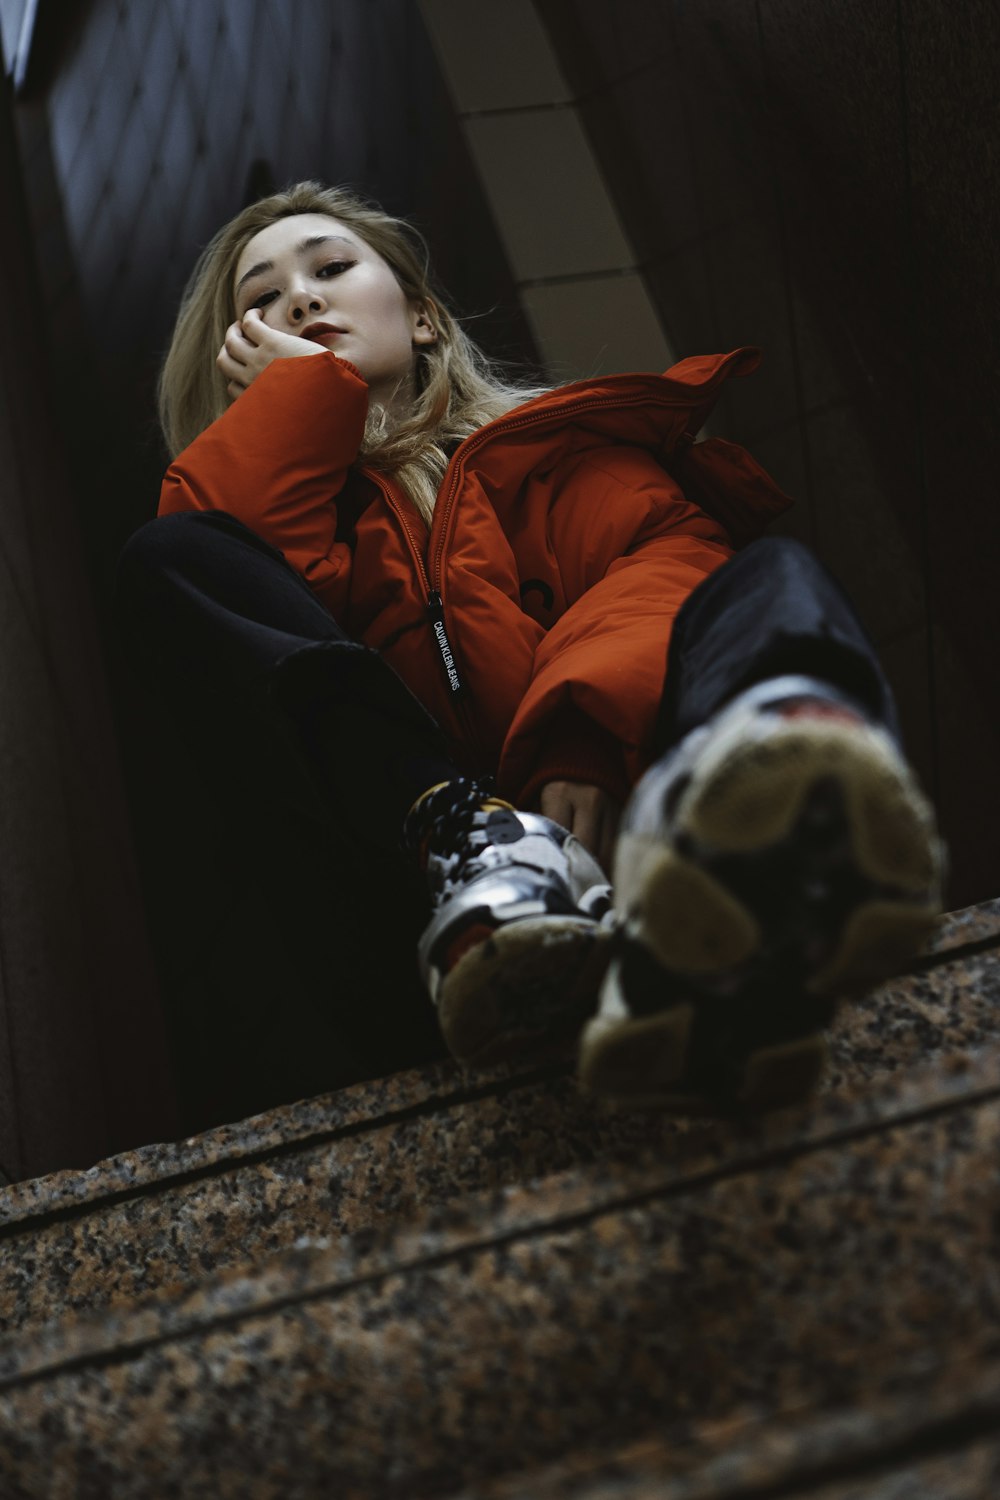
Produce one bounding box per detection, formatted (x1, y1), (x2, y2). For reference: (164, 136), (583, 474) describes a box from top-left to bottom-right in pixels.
(1, 899), (998, 1338)
(444, 1340), (1000, 1497)
(0, 1037), (998, 1498)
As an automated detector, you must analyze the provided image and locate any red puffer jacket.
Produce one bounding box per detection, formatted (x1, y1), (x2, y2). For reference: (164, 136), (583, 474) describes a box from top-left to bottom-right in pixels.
(159, 346), (791, 806)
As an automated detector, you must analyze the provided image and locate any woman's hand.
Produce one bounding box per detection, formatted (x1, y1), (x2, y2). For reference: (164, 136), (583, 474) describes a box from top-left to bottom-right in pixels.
(216, 307), (327, 401)
(539, 780), (621, 876)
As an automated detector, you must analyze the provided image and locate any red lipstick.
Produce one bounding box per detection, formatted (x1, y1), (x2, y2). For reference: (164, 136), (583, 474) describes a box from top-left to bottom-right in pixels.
(301, 322), (345, 342)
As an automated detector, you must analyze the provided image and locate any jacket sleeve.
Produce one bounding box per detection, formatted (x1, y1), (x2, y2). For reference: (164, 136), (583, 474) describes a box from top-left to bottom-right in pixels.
(158, 354), (370, 594)
(498, 445), (734, 808)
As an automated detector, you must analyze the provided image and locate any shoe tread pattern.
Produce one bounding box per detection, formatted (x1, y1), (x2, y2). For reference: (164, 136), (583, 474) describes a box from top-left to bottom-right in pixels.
(681, 720), (939, 896)
(440, 917), (611, 1065)
(591, 722), (943, 1112)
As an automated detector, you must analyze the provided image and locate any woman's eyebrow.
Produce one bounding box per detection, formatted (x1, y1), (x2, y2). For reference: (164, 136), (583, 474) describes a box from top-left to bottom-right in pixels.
(235, 236), (356, 296)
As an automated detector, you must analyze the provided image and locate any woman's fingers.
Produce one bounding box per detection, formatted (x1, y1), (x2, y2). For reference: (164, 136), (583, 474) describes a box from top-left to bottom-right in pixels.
(239, 307), (266, 345)
(571, 799), (601, 860)
(224, 322), (253, 361)
(538, 781), (620, 875)
(216, 350), (248, 396)
(217, 325), (249, 378)
(539, 782), (573, 832)
(217, 314), (326, 401)
(597, 801), (620, 877)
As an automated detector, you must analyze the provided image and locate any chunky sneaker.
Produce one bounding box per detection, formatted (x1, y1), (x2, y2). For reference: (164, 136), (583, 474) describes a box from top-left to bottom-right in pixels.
(579, 676), (946, 1111)
(404, 779), (613, 1065)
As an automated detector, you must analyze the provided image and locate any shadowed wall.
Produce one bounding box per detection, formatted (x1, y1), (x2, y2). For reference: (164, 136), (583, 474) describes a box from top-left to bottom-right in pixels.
(0, 74), (175, 1181)
(538, 0), (999, 908)
(12, 0), (537, 1138)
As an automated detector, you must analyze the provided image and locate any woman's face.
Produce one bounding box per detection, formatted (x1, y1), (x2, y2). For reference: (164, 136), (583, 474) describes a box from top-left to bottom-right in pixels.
(232, 213), (434, 404)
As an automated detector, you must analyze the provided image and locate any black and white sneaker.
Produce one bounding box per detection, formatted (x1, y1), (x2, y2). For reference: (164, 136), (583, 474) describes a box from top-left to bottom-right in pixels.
(404, 780), (613, 1065)
(579, 676), (946, 1111)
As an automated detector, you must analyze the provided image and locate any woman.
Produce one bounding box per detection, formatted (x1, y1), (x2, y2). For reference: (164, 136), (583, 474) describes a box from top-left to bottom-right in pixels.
(119, 181), (944, 1114)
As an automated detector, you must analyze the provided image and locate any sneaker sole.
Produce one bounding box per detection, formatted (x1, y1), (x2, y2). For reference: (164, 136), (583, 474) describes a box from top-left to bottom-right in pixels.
(579, 974), (829, 1112)
(580, 719), (942, 1110)
(618, 719), (941, 989)
(681, 717), (937, 884)
(439, 916), (612, 1067)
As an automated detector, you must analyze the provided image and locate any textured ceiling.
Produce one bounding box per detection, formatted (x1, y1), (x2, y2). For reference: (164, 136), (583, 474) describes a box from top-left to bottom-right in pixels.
(43, 0), (526, 363)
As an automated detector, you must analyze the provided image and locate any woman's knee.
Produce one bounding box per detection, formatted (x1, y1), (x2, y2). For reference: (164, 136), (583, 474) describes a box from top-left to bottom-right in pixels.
(120, 510), (261, 578)
(738, 534), (818, 573)
(117, 510), (285, 610)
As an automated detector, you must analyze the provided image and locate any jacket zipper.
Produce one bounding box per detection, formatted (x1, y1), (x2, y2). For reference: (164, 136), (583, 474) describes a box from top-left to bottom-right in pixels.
(366, 472), (484, 761)
(366, 378), (719, 764)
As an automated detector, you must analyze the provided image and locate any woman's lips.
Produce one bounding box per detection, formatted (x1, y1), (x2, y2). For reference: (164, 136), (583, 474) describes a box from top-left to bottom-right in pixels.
(301, 323), (345, 343)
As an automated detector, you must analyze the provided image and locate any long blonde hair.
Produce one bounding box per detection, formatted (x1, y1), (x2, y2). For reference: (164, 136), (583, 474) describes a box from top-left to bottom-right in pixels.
(158, 181), (546, 524)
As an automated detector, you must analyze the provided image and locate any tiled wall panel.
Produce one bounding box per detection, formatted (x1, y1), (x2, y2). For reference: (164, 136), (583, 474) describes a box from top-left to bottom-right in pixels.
(419, 0), (675, 380)
(48, 0), (532, 357)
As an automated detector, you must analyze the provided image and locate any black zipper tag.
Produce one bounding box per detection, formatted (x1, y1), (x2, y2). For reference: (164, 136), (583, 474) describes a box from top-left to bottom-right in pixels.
(427, 590), (464, 695)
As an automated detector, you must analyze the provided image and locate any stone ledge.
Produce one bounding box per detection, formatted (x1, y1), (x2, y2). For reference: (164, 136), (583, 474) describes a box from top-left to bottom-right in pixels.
(1, 907), (998, 1337)
(925, 895), (1000, 955)
(2, 900), (995, 1224)
(0, 1046), (998, 1497)
(3, 1041), (997, 1386)
(444, 1343), (1000, 1498)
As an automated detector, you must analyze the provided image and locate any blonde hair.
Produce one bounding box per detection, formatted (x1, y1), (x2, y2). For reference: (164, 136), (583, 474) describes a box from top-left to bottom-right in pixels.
(158, 181), (547, 524)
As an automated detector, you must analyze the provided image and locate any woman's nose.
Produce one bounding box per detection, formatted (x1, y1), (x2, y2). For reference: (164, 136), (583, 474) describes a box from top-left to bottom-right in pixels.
(287, 284), (326, 323)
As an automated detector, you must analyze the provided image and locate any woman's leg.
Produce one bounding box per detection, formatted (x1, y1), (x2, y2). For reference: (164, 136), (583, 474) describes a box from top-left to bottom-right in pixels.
(121, 512), (623, 1098)
(581, 536), (944, 1112)
(654, 535), (900, 754)
(118, 510), (461, 838)
(116, 511), (461, 1119)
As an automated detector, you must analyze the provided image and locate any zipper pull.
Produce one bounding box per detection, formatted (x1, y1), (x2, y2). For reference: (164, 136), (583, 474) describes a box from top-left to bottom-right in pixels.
(426, 590), (464, 696)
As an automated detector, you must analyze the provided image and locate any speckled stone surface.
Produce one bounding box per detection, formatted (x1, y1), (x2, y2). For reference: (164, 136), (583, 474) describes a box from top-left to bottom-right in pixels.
(0, 1044), (997, 1497)
(825, 941), (1000, 1093)
(0, 1057), (474, 1217)
(1, 899), (986, 1211)
(446, 1346), (1000, 1497)
(925, 895), (1000, 954)
(0, 903), (997, 1337)
(800, 1444), (1000, 1500)
(474, 1443), (1000, 1500)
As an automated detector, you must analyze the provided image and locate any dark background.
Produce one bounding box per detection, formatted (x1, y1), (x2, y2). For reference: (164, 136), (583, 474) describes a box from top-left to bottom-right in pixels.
(0, 0), (996, 1177)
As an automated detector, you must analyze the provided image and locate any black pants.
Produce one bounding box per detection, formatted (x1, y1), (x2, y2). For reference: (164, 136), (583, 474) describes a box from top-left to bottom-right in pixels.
(117, 513), (898, 1122)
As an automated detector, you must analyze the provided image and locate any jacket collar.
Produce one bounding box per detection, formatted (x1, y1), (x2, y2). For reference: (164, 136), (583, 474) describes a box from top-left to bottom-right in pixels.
(442, 347), (762, 490)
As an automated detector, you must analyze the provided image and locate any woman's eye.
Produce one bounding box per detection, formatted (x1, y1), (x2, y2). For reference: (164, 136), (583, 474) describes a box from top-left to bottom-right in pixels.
(318, 260), (354, 277)
(249, 289), (279, 310)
